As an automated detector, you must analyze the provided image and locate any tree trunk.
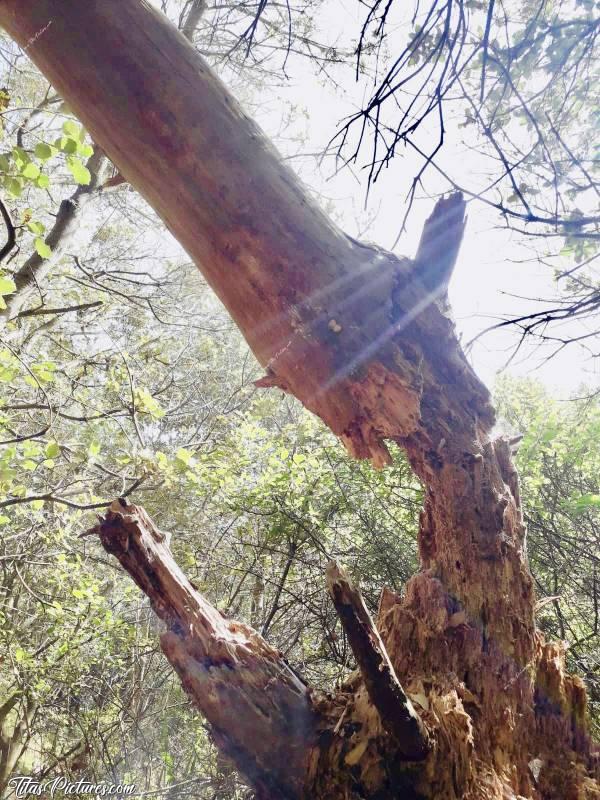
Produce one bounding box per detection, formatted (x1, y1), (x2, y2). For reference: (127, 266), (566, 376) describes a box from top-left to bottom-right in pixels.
(0, 692), (37, 795)
(2, 2), (598, 797)
(87, 501), (314, 799)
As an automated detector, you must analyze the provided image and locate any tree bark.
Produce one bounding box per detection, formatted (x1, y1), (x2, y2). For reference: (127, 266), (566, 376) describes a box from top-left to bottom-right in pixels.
(2, 2), (598, 798)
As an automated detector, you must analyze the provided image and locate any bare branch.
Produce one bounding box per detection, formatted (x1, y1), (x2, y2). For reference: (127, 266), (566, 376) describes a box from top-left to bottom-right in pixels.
(16, 300), (103, 317)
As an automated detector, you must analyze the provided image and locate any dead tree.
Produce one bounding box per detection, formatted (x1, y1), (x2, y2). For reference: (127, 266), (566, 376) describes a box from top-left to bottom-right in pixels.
(2, 2), (597, 797)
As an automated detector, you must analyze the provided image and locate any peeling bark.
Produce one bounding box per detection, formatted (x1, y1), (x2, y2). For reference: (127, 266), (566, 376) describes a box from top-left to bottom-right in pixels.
(3, 2), (598, 798)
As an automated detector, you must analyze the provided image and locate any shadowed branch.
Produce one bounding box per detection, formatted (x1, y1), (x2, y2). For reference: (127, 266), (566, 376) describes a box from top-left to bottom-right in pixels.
(326, 561), (431, 761)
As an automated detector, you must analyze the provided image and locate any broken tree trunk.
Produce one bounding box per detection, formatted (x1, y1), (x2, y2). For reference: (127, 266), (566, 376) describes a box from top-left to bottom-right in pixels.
(4, 1), (598, 797)
(88, 500), (316, 799)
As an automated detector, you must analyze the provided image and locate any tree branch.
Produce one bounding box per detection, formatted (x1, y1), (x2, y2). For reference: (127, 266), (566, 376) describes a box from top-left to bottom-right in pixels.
(0, 196), (16, 264)
(16, 300), (102, 317)
(0, 475), (147, 511)
(326, 562), (431, 761)
(181, 0), (207, 42)
(0, 146), (109, 324)
(413, 191), (466, 296)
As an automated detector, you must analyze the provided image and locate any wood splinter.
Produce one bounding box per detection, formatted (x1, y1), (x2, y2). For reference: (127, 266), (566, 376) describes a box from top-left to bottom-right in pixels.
(326, 561), (431, 761)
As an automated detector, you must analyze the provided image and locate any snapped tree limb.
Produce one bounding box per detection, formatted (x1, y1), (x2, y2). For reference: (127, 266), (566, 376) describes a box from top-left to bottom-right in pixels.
(326, 562), (430, 761)
(88, 500), (317, 799)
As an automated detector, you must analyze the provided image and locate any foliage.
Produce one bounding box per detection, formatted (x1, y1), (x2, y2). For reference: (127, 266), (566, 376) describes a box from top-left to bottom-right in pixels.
(495, 375), (600, 737)
(336, 0), (599, 240)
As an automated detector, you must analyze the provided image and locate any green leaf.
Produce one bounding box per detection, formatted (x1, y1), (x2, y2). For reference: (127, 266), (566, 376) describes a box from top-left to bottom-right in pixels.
(31, 499), (44, 510)
(88, 440), (101, 457)
(31, 361), (56, 383)
(34, 238), (52, 259)
(60, 136), (78, 154)
(34, 142), (54, 160)
(45, 441), (60, 458)
(62, 119), (80, 138)
(77, 142), (94, 158)
(176, 448), (194, 466)
(26, 220), (45, 235)
(21, 162), (40, 180)
(12, 146), (29, 168)
(134, 387), (165, 419)
(66, 156), (91, 185)
(22, 441), (42, 457)
(6, 177), (22, 197)
(36, 174), (50, 189)
(0, 276), (16, 296)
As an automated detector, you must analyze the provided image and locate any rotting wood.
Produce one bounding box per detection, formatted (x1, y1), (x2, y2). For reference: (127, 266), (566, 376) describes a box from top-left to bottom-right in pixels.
(88, 499), (316, 800)
(326, 562), (430, 761)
